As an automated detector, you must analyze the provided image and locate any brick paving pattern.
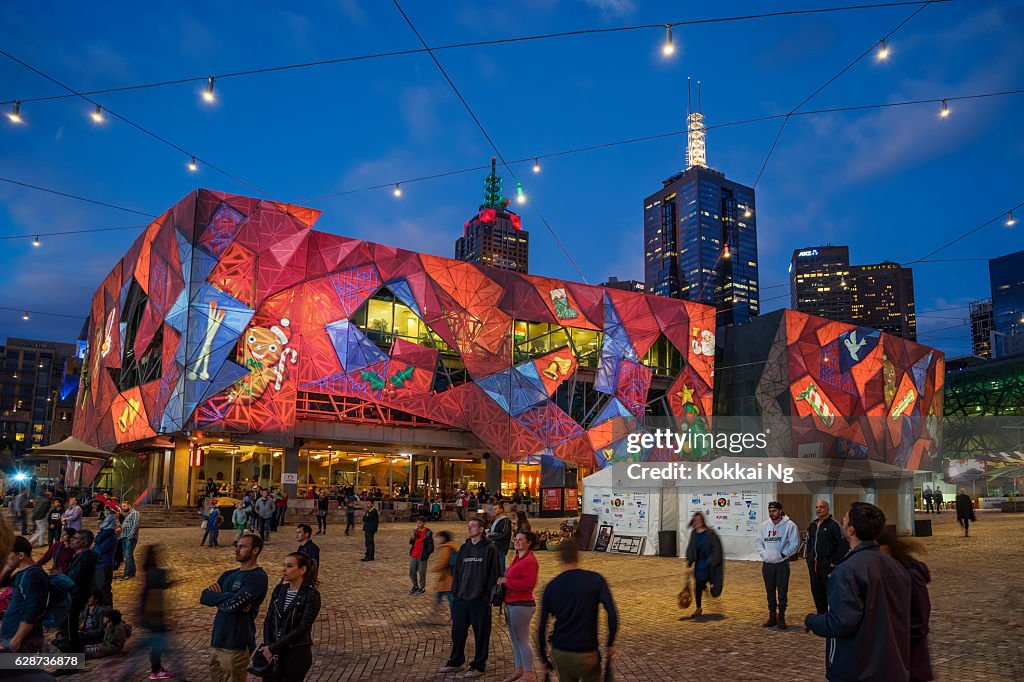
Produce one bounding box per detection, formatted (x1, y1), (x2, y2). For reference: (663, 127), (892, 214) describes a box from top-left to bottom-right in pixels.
(66, 510), (1022, 681)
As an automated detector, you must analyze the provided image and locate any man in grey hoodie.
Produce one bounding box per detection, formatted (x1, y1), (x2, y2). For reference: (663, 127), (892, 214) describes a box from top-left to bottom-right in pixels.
(755, 500), (800, 629)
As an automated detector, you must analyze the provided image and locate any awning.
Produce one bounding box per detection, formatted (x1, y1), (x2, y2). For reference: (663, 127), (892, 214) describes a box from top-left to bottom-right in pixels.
(24, 436), (112, 462)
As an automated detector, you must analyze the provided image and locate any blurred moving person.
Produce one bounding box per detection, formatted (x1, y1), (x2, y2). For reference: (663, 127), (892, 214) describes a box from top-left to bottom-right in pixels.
(257, 552), (323, 681)
(877, 529), (934, 682)
(955, 489), (976, 537)
(538, 540), (618, 682)
(684, 512), (724, 619)
(432, 530), (459, 625)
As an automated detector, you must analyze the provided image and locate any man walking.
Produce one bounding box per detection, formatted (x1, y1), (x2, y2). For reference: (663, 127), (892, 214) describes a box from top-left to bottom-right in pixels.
(12, 488), (29, 534)
(200, 533), (269, 682)
(254, 489), (275, 541)
(409, 515), (434, 595)
(296, 523), (321, 567)
(0, 537), (49, 653)
(119, 500), (140, 579)
(805, 502), (911, 681)
(29, 492), (51, 547)
(538, 540), (619, 682)
(439, 517), (501, 678)
(487, 501), (512, 572)
(345, 493), (357, 535)
(755, 500), (800, 629)
(361, 500), (379, 562)
(806, 499), (849, 615)
(933, 487), (944, 513)
(922, 486), (934, 513)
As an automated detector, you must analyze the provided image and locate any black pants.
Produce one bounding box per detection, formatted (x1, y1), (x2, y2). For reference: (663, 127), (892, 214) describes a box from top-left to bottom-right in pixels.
(317, 514), (327, 533)
(457, 506), (465, 521)
(48, 526), (61, 545)
(762, 561), (790, 614)
(924, 497), (934, 512)
(345, 515), (354, 535)
(447, 597), (491, 672)
(959, 517), (970, 534)
(695, 579), (708, 608)
(364, 530), (376, 559)
(65, 601), (86, 652)
(259, 516), (273, 540)
(271, 645), (313, 682)
(95, 565), (114, 606)
(807, 561), (832, 614)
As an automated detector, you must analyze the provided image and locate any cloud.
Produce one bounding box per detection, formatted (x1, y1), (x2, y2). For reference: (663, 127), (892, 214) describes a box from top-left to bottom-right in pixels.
(337, 0), (369, 27)
(400, 86), (441, 145)
(583, 0), (635, 20)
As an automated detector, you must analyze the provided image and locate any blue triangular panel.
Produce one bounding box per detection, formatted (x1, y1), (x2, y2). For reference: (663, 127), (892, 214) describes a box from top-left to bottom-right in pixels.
(911, 351), (933, 395)
(184, 378), (212, 421)
(160, 374), (186, 433)
(165, 289), (189, 334)
(198, 360), (250, 405)
(514, 361), (546, 395)
(388, 279), (422, 318)
(325, 319), (387, 372)
(592, 397), (637, 427)
(475, 370), (514, 413)
(509, 371), (549, 416)
(594, 353), (621, 394)
(188, 248), (219, 297)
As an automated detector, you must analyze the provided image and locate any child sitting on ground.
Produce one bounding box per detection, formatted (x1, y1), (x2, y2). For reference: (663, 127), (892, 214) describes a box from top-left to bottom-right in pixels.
(84, 609), (132, 659)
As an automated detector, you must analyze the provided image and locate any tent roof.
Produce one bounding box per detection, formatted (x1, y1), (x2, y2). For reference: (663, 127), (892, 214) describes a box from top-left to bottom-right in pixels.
(26, 436), (112, 461)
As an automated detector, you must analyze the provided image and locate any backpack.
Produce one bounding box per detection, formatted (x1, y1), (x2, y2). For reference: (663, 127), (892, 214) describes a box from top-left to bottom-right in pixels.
(42, 573), (74, 628)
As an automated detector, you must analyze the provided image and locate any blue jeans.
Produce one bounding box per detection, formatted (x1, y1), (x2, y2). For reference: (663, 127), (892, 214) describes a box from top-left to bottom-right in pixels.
(208, 529), (220, 546)
(436, 591), (453, 618)
(121, 537), (138, 577)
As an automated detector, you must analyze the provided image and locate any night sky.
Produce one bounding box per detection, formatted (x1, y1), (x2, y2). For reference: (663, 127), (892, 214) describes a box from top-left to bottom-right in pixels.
(1, 1), (1021, 358)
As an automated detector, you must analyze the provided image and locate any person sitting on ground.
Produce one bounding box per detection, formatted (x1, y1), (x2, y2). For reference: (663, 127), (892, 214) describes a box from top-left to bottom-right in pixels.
(36, 527), (77, 575)
(79, 590), (110, 645)
(84, 609), (131, 659)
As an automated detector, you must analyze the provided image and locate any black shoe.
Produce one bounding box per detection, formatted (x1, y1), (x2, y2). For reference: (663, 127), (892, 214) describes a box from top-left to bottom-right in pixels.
(778, 614), (788, 630)
(763, 612), (778, 627)
(410, 587), (419, 594)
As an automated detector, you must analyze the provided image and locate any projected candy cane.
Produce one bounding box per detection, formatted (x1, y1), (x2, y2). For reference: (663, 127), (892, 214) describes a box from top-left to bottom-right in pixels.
(890, 388), (916, 421)
(796, 382), (836, 428)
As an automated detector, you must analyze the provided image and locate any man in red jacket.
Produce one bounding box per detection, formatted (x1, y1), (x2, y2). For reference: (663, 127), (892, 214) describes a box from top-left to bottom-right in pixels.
(409, 516), (434, 595)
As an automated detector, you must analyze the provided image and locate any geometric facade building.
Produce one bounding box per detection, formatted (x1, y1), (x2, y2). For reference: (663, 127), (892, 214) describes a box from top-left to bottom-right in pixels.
(717, 309), (944, 470)
(74, 190), (716, 471)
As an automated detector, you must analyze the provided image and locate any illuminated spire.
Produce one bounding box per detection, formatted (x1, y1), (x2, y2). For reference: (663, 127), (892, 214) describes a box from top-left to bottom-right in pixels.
(685, 78), (707, 169)
(481, 156), (505, 209)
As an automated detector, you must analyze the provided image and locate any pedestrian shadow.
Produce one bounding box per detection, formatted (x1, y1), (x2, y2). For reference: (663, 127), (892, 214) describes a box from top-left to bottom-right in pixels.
(678, 613), (727, 622)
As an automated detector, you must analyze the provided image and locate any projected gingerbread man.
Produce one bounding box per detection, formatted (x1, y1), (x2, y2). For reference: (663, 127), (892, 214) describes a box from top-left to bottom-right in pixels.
(228, 318), (298, 405)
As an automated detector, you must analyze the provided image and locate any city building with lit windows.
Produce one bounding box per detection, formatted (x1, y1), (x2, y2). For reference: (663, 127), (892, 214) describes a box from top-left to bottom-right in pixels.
(969, 299), (994, 359)
(850, 262), (916, 341)
(0, 338), (78, 460)
(989, 249), (1024, 357)
(642, 97), (758, 326)
(455, 158), (529, 273)
(70, 189), (717, 510)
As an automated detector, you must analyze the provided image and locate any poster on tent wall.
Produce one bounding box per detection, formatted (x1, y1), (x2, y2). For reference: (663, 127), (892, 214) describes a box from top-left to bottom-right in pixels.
(686, 488), (762, 537)
(593, 491), (649, 533)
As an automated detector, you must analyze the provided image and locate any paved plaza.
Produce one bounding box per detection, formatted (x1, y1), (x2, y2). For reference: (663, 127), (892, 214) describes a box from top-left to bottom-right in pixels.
(70, 510), (1023, 681)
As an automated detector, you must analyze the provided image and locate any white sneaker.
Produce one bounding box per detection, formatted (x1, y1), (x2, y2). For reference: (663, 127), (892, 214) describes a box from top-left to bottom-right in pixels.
(439, 664), (467, 673)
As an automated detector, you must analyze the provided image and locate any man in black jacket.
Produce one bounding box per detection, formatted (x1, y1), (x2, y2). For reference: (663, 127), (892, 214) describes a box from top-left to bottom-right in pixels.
(63, 529), (98, 652)
(439, 517), (500, 678)
(361, 501), (379, 562)
(806, 499), (849, 614)
(805, 502), (910, 681)
(486, 501), (512, 572)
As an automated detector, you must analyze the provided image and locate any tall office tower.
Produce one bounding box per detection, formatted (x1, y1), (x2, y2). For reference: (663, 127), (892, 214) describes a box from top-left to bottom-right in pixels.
(790, 246), (853, 322)
(969, 299), (994, 359)
(642, 80), (758, 326)
(0, 337), (78, 455)
(601, 276), (645, 293)
(850, 262), (916, 340)
(989, 249), (1024, 357)
(455, 158), (529, 273)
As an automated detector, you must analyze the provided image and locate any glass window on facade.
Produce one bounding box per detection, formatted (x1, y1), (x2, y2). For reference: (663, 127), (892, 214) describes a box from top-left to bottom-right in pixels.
(642, 335), (683, 375)
(568, 328), (602, 368)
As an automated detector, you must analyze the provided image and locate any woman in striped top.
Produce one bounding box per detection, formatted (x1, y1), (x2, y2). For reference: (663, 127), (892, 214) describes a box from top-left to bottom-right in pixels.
(258, 552), (322, 681)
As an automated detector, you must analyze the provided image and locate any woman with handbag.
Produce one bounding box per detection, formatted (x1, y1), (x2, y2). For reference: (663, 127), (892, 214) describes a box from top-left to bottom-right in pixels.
(255, 551), (322, 681)
(684, 511), (724, 618)
(498, 531), (539, 682)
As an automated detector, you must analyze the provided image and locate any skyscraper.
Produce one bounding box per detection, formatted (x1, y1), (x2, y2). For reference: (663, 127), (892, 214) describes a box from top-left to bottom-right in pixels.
(0, 337), (78, 455)
(455, 158), (529, 273)
(989, 249), (1024, 357)
(790, 246), (852, 321)
(789, 246), (916, 341)
(643, 81), (759, 326)
(850, 262), (916, 340)
(969, 298), (994, 358)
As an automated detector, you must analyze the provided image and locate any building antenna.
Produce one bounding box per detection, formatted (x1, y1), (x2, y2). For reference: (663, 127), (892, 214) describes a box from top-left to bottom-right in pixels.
(698, 80), (703, 114)
(686, 78), (707, 169)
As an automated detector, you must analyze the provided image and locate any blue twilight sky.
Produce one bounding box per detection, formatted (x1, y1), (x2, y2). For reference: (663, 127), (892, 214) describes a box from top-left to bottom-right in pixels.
(1, 1), (1021, 357)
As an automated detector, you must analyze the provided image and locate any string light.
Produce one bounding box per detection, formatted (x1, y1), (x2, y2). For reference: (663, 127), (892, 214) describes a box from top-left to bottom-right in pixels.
(1008, 211), (1017, 227)
(32, 235), (39, 247)
(7, 101), (22, 123)
(840, 276), (848, 288)
(743, 206), (753, 218)
(939, 99), (950, 117)
(516, 182), (526, 204)
(533, 158), (540, 173)
(662, 24), (675, 57)
(188, 156), (198, 171)
(876, 39), (890, 60)
(22, 311), (29, 320)
(393, 183), (402, 197)
(90, 104), (104, 123)
(203, 76), (216, 103)
(723, 243), (731, 259)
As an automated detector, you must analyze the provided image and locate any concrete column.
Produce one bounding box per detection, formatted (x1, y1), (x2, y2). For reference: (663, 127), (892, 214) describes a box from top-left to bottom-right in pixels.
(897, 477), (914, 536)
(171, 441), (191, 507)
(485, 454), (502, 497)
(283, 445), (300, 498)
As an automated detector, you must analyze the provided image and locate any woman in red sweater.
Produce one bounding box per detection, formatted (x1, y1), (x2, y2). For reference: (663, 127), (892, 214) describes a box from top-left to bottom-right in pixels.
(498, 530), (539, 682)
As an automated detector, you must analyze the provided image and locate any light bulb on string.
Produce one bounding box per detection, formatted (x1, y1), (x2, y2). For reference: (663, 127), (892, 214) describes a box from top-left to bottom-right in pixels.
(876, 39), (890, 61)
(188, 156), (198, 172)
(33, 235), (40, 247)
(723, 244), (731, 259)
(90, 104), (104, 123)
(1008, 211), (1017, 227)
(939, 100), (950, 118)
(393, 183), (402, 198)
(516, 182), (526, 204)
(662, 24), (675, 57)
(743, 206), (752, 218)
(203, 76), (216, 103)
(22, 311), (29, 321)
(533, 158), (541, 173)
(7, 101), (22, 124)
